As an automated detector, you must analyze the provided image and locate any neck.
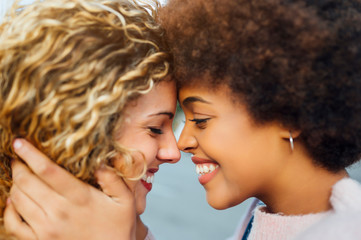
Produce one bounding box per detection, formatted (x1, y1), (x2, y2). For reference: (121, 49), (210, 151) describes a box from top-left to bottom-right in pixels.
(259, 148), (348, 215)
(136, 215), (148, 240)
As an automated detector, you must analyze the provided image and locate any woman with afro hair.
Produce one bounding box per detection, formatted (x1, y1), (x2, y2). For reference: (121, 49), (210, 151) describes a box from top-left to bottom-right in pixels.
(4, 0), (361, 239)
(160, 0), (361, 239)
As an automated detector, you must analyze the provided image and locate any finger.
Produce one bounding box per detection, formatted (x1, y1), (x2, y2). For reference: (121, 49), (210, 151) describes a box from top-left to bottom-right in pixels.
(10, 184), (47, 230)
(13, 138), (88, 200)
(3, 199), (37, 240)
(12, 159), (61, 211)
(95, 167), (134, 203)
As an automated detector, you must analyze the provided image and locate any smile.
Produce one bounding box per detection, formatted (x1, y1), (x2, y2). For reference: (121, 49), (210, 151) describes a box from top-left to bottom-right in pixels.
(141, 174), (154, 184)
(140, 168), (158, 191)
(196, 163), (219, 176)
(191, 156), (220, 185)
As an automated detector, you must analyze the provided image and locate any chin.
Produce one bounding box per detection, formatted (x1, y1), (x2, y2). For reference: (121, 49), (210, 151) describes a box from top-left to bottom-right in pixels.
(136, 198), (147, 215)
(207, 196), (230, 210)
(136, 205), (146, 215)
(206, 193), (241, 210)
(135, 186), (149, 215)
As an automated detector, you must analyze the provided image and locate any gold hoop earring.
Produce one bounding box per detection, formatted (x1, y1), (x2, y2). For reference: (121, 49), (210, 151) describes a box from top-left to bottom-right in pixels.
(289, 131), (294, 151)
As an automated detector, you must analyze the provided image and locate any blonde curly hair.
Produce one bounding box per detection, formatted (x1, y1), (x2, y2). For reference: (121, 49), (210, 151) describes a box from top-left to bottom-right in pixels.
(0, 0), (170, 229)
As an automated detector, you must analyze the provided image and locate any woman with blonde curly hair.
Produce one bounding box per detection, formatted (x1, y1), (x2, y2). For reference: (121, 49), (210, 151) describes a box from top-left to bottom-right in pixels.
(0, 0), (180, 239)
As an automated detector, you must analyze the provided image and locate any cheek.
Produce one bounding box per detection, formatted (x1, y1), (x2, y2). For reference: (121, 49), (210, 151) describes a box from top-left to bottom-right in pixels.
(137, 141), (159, 165)
(121, 172), (148, 215)
(113, 152), (145, 194)
(199, 126), (238, 158)
(201, 127), (255, 176)
(122, 178), (138, 194)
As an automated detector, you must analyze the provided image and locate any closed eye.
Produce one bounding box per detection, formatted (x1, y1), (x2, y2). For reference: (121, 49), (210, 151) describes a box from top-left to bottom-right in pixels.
(189, 118), (211, 129)
(189, 118), (211, 124)
(149, 127), (163, 134)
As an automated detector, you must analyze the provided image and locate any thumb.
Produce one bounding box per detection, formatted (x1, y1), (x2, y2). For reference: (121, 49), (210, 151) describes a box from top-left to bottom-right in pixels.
(95, 166), (135, 203)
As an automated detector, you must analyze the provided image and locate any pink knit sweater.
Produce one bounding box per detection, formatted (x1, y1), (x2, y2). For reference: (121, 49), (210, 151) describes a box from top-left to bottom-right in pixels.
(246, 206), (332, 240)
(228, 178), (361, 240)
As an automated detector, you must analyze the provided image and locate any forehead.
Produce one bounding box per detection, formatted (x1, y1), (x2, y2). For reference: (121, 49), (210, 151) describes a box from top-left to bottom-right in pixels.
(125, 80), (177, 117)
(178, 83), (231, 102)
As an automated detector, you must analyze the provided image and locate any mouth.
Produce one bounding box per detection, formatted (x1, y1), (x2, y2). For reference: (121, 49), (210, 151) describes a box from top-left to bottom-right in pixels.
(196, 163), (219, 175)
(192, 156), (220, 185)
(140, 168), (158, 191)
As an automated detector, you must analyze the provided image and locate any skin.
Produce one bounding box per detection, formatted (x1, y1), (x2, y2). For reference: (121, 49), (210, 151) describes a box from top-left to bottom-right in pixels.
(115, 80), (181, 239)
(178, 83), (348, 214)
(6, 141), (138, 240)
(4, 81), (349, 238)
(4, 80), (180, 240)
(116, 80), (180, 216)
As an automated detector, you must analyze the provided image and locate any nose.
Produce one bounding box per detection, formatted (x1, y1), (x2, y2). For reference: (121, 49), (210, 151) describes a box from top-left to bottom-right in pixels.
(157, 131), (181, 164)
(177, 123), (197, 153)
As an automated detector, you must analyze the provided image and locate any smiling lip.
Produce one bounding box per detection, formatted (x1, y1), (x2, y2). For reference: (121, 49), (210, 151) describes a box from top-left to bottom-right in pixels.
(141, 168), (159, 192)
(191, 156), (218, 164)
(141, 179), (152, 191)
(148, 168), (159, 174)
(191, 156), (219, 185)
(198, 167), (219, 185)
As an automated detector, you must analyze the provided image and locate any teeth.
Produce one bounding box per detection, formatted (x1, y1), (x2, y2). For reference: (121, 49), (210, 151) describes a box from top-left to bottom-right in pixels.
(196, 165), (200, 175)
(195, 163), (219, 176)
(210, 164), (215, 172)
(142, 174), (154, 184)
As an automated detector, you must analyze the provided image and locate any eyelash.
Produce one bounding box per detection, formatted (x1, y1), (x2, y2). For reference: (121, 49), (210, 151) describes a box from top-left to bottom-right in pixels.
(149, 127), (163, 135)
(189, 118), (211, 128)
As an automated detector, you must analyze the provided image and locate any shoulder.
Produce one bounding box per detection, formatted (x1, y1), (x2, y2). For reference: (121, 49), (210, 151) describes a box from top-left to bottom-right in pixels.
(294, 210), (361, 240)
(295, 178), (361, 240)
(330, 178), (361, 212)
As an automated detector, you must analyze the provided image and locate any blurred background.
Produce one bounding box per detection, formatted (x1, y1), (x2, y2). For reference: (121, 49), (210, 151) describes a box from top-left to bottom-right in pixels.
(1, 1), (360, 239)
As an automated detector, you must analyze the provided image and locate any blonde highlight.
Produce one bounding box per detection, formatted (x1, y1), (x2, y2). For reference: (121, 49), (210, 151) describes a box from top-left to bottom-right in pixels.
(0, 0), (170, 235)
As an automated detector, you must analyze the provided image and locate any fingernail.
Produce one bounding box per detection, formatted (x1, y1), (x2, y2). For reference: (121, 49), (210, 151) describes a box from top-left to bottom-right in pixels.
(99, 163), (107, 170)
(6, 197), (11, 206)
(13, 139), (23, 150)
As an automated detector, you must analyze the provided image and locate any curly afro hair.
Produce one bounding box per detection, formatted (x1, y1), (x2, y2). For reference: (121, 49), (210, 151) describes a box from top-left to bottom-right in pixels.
(159, 0), (361, 172)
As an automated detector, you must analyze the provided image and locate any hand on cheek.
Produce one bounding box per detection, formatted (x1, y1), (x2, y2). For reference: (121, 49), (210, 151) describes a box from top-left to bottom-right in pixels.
(4, 139), (137, 240)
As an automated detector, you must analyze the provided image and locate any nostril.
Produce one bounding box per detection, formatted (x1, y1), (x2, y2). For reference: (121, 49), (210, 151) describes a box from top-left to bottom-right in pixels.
(183, 147), (193, 151)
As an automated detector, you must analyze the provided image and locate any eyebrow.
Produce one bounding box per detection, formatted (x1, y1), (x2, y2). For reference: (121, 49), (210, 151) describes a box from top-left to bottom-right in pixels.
(182, 96), (211, 107)
(148, 111), (174, 119)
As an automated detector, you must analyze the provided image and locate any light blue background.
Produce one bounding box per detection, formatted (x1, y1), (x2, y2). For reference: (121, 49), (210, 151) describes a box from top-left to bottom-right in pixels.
(1, 1), (360, 239)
